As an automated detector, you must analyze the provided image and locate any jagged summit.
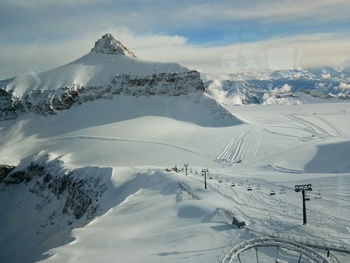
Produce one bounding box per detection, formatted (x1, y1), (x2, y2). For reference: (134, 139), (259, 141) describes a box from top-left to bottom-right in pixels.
(90, 33), (137, 57)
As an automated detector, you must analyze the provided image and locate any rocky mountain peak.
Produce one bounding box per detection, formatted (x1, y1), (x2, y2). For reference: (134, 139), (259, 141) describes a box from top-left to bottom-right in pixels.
(90, 33), (136, 57)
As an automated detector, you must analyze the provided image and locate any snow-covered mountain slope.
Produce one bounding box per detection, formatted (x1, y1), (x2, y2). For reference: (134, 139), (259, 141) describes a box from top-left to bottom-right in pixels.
(0, 34), (203, 120)
(1, 96), (350, 262)
(6, 34), (190, 96)
(1, 35), (350, 263)
(205, 67), (350, 105)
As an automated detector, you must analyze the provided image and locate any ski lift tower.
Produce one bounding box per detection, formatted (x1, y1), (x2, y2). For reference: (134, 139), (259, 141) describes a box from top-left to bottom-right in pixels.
(184, 164), (189, 175)
(202, 169), (209, 189)
(295, 184), (312, 225)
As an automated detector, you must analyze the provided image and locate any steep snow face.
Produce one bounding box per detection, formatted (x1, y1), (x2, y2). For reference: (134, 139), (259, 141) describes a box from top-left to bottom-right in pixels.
(0, 34), (203, 120)
(90, 33), (137, 57)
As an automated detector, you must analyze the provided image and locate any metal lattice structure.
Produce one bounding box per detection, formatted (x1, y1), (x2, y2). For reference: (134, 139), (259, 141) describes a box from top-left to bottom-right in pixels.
(222, 237), (332, 263)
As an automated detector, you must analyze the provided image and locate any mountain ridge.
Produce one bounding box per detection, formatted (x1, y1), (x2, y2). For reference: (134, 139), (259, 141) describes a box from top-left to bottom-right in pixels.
(0, 34), (206, 121)
(205, 67), (350, 105)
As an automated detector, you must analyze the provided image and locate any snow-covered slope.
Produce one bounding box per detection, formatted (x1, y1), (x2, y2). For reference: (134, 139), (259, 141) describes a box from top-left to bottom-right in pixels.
(0, 35), (349, 263)
(0, 34), (204, 120)
(1, 97), (350, 262)
(6, 34), (189, 97)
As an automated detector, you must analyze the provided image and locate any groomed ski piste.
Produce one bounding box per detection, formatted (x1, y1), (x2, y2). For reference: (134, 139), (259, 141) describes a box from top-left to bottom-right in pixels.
(1, 95), (349, 263)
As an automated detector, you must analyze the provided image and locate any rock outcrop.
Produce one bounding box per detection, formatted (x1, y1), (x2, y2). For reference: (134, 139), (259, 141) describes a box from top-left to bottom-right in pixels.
(0, 157), (108, 220)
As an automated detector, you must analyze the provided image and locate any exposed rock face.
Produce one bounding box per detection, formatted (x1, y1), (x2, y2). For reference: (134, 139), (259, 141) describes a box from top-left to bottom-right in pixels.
(91, 33), (137, 57)
(0, 89), (25, 120)
(0, 157), (111, 262)
(0, 71), (204, 120)
(0, 158), (108, 220)
(0, 165), (15, 181)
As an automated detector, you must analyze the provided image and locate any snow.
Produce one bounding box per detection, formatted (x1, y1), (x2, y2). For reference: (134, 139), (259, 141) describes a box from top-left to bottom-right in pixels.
(0, 34), (350, 263)
(6, 52), (188, 98)
(204, 68), (350, 105)
(1, 95), (350, 262)
(5, 35), (189, 98)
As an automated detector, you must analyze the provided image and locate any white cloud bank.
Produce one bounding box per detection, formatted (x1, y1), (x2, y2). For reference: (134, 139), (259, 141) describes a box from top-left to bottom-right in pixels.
(1, 28), (350, 79)
(177, 0), (350, 23)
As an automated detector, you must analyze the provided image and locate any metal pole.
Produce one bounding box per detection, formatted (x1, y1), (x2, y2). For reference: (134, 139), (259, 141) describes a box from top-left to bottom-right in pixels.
(205, 171), (207, 189)
(297, 253), (302, 263)
(302, 190), (307, 225)
(295, 184), (312, 225)
(255, 247), (259, 263)
(237, 253), (242, 263)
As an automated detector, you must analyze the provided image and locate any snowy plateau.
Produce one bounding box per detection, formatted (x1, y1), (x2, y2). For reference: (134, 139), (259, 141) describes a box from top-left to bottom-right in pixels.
(0, 34), (349, 263)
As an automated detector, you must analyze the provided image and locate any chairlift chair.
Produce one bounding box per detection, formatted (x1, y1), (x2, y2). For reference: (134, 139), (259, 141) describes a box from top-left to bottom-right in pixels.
(270, 189), (276, 195)
(314, 190), (322, 199)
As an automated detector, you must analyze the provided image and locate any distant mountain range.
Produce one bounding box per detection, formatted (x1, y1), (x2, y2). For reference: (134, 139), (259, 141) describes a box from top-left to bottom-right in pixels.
(204, 67), (350, 105)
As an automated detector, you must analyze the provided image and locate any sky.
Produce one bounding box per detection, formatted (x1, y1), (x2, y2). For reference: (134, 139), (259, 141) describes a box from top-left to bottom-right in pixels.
(0, 0), (350, 79)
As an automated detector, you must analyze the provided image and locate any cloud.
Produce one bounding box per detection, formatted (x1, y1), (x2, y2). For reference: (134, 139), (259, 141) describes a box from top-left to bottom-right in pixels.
(0, 27), (187, 79)
(1, 28), (350, 80)
(1, 0), (349, 41)
(136, 32), (350, 73)
(5, 0), (350, 23)
(1, 0), (101, 8)
(0, 1), (349, 78)
(177, 0), (350, 23)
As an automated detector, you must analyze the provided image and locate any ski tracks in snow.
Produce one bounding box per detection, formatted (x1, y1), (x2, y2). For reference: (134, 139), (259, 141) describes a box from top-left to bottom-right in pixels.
(53, 135), (216, 159)
(286, 113), (343, 139)
(216, 129), (261, 164)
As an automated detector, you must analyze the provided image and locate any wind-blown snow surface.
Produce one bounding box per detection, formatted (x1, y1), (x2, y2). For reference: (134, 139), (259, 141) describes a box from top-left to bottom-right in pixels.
(1, 94), (350, 262)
